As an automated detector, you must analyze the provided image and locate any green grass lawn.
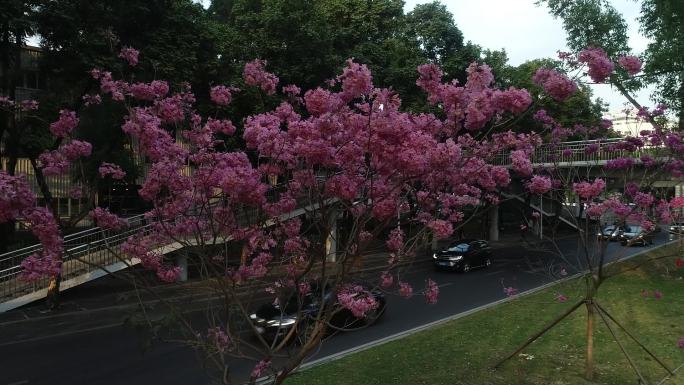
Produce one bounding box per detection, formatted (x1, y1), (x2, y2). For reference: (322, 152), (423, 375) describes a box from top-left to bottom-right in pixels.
(285, 245), (684, 385)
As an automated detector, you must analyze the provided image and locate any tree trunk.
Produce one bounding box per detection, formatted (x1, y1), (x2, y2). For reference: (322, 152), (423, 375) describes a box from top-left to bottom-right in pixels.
(29, 157), (63, 310)
(585, 301), (595, 380)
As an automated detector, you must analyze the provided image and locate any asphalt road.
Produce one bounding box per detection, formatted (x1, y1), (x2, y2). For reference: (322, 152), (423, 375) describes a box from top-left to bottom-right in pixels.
(0, 232), (674, 385)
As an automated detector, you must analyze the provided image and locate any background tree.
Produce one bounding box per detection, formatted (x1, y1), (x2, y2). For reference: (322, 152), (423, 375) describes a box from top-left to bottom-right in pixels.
(639, 0), (684, 129)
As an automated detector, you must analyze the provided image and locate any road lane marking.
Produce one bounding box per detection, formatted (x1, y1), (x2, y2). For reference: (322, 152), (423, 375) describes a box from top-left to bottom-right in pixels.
(0, 324), (122, 347)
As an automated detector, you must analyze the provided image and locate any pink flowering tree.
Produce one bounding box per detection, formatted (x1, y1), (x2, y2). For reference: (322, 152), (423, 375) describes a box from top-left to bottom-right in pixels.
(0, 48), (546, 384)
(494, 47), (684, 382)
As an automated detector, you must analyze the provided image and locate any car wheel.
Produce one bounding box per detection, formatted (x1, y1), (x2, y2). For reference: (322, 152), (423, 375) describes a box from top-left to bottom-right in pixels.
(485, 258), (492, 268)
(462, 263), (471, 273)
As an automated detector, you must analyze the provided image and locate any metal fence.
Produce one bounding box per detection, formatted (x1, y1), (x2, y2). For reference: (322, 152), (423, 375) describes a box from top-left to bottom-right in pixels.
(0, 213), (148, 303)
(492, 138), (662, 167)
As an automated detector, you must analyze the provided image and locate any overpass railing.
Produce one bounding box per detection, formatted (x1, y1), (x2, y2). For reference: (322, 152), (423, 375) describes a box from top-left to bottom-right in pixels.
(493, 138), (662, 167)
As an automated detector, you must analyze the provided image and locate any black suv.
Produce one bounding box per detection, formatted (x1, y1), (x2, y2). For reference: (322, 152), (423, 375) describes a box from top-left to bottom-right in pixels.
(433, 239), (493, 272)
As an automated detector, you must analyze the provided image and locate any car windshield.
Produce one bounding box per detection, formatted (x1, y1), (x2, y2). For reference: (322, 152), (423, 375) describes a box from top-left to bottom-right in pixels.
(447, 243), (469, 252)
(603, 226), (615, 234)
(624, 226), (641, 233)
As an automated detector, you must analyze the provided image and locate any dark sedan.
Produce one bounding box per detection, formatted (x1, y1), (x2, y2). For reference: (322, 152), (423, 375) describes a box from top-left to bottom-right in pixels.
(669, 222), (684, 234)
(433, 239), (492, 272)
(249, 283), (386, 344)
(619, 225), (654, 246)
(597, 225), (622, 241)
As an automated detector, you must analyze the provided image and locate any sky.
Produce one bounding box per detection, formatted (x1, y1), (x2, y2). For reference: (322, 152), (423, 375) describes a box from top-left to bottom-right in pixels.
(403, 0), (655, 113)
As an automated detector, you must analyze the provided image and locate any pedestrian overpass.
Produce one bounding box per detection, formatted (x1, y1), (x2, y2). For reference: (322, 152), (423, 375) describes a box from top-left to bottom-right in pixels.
(0, 138), (678, 312)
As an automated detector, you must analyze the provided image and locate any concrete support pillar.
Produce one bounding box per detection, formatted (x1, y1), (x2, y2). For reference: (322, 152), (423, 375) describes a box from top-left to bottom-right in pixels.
(176, 252), (188, 282)
(489, 205), (499, 241)
(325, 210), (338, 262)
(431, 234), (438, 251)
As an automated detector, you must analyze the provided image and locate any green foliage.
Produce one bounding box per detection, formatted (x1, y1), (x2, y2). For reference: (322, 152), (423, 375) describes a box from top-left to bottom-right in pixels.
(539, 0), (630, 56)
(639, 0), (684, 127)
(504, 59), (607, 137)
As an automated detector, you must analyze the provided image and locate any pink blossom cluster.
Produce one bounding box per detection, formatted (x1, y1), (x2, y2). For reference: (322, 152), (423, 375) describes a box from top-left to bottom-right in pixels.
(617, 55), (642, 76)
(670, 196), (684, 209)
(49, 109), (79, 138)
(90, 207), (128, 231)
(0, 172), (36, 222)
(251, 359), (271, 379)
(492, 87), (532, 114)
(82, 94), (102, 106)
(385, 228), (404, 252)
(526, 175), (553, 195)
(69, 184), (84, 199)
(572, 179), (606, 200)
(20, 207), (63, 281)
(503, 286), (518, 297)
(338, 59), (373, 102)
(510, 150), (533, 176)
(380, 271), (394, 288)
(93, 70), (127, 101)
(0, 95), (15, 107)
(98, 162), (126, 179)
(37, 151), (70, 176)
(282, 84), (301, 96)
(20, 253), (62, 281)
(398, 281), (413, 298)
(20, 99), (39, 111)
(416, 62), (532, 131)
(424, 278), (439, 304)
(61, 140), (92, 161)
(585, 143), (600, 155)
(578, 47), (614, 83)
(157, 266), (182, 283)
(640, 219), (655, 232)
(210, 85), (239, 106)
(207, 327), (231, 353)
(427, 220), (453, 240)
(205, 118), (236, 136)
(606, 157), (635, 170)
(243, 59), (279, 95)
(129, 80), (170, 101)
(585, 203), (607, 219)
(532, 68), (577, 101)
(37, 141), (91, 176)
(233, 252), (273, 282)
(119, 46), (139, 66)
(337, 284), (379, 318)
(155, 95), (186, 123)
(633, 192), (655, 208)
